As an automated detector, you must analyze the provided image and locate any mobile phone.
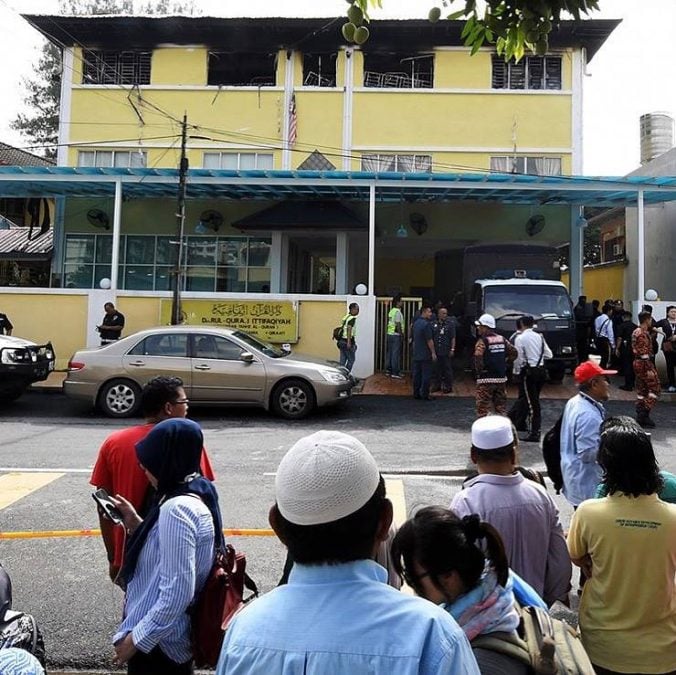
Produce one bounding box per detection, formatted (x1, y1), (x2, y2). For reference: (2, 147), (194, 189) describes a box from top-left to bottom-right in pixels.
(92, 488), (123, 525)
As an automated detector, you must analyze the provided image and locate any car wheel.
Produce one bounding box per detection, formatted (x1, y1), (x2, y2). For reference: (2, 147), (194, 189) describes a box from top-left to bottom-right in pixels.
(98, 378), (141, 418)
(272, 379), (315, 420)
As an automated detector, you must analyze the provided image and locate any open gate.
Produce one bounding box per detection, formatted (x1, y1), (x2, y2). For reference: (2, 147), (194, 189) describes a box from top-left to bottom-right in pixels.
(374, 297), (422, 373)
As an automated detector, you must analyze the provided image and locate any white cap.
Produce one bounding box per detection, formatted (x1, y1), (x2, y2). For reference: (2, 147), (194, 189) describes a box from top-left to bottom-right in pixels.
(471, 415), (514, 451)
(475, 313), (496, 329)
(275, 430), (380, 526)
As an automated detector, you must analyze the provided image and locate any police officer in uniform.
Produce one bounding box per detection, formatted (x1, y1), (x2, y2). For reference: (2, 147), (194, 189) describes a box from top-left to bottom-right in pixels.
(432, 306), (456, 393)
(473, 313), (517, 417)
(336, 302), (359, 373)
(97, 302), (125, 346)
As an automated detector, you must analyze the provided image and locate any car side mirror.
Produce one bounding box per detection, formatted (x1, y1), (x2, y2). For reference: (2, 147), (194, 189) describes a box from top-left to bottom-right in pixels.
(240, 351), (255, 363)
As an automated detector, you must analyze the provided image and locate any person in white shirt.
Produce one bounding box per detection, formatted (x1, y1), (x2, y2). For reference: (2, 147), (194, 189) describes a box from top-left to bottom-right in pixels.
(512, 315), (552, 442)
(594, 304), (615, 369)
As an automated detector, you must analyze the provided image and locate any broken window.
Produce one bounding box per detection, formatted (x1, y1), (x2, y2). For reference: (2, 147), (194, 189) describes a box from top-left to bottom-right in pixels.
(302, 53), (338, 87)
(208, 52), (277, 86)
(492, 55), (562, 90)
(363, 53), (433, 88)
(82, 51), (151, 85)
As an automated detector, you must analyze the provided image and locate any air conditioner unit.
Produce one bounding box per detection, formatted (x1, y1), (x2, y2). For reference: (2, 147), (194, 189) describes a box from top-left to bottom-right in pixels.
(612, 243), (623, 256)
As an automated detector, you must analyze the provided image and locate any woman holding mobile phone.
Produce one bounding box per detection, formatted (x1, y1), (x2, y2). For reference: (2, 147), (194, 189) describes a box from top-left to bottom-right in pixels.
(111, 418), (223, 675)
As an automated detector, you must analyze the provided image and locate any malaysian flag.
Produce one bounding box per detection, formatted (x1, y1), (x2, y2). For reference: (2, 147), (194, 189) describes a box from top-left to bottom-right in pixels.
(288, 94), (297, 147)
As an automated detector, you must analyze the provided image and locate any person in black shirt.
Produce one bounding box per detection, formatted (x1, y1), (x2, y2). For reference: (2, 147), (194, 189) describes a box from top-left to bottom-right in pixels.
(431, 306), (456, 393)
(615, 311), (637, 391)
(0, 312), (13, 336)
(97, 302), (125, 346)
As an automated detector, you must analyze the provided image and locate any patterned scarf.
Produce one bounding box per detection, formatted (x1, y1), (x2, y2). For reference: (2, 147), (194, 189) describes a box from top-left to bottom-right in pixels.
(444, 567), (520, 642)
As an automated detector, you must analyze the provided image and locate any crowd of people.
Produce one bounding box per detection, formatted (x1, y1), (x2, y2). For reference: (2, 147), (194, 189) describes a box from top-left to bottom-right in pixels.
(2, 365), (674, 674)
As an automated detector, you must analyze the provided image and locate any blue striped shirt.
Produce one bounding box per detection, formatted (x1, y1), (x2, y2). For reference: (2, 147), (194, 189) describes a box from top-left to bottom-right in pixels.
(113, 495), (215, 664)
(216, 559), (480, 675)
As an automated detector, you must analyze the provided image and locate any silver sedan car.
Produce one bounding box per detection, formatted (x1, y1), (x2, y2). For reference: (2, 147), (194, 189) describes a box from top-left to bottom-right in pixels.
(64, 326), (353, 419)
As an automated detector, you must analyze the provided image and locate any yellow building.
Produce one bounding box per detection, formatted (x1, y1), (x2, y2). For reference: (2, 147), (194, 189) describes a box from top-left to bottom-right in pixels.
(4, 15), (620, 373)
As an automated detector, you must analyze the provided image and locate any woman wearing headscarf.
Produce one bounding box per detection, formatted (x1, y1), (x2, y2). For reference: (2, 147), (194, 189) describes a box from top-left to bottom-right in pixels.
(111, 418), (223, 675)
(391, 506), (528, 674)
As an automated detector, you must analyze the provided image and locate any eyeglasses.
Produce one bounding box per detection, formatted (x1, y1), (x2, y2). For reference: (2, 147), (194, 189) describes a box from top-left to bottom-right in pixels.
(401, 568), (431, 587)
(172, 398), (189, 405)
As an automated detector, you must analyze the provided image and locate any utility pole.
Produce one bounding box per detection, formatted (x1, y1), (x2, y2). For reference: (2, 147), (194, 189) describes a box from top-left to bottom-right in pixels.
(171, 113), (189, 325)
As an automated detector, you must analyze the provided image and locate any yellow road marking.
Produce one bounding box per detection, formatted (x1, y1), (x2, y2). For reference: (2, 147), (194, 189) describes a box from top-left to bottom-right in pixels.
(385, 478), (407, 527)
(385, 478), (414, 594)
(0, 472), (64, 510)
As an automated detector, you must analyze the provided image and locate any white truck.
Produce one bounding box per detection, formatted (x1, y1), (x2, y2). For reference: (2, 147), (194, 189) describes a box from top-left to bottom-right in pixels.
(0, 335), (56, 402)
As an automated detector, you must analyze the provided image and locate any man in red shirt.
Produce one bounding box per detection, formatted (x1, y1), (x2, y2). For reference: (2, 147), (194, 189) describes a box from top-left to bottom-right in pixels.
(90, 376), (215, 582)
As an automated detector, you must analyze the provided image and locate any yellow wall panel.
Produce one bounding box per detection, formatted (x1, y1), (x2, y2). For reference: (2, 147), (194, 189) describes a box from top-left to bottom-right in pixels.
(435, 51), (492, 88)
(352, 92), (571, 148)
(116, 297), (163, 334)
(152, 48), (206, 85)
(377, 259), (434, 293)
(292, 91), (343, 167)
(297, 300), (346, 360)
(0, 293), (88, 369)
(561, 262), (626, 303)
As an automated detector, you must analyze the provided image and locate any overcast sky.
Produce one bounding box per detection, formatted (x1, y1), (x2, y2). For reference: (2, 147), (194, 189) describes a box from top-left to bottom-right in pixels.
(0, 0), (674, 176)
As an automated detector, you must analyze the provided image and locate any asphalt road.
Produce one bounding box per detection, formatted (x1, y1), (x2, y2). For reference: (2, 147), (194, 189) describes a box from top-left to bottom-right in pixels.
(0, 390), (674, 672)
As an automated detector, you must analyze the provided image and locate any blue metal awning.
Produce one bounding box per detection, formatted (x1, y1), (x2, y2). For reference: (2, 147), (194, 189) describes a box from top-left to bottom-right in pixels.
(2, 166), (676, 206)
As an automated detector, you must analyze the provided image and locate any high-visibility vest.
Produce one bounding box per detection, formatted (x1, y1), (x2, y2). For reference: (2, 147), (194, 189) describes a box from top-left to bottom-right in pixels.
(340, 313), (356, 339)
(387, 307), (402, 335)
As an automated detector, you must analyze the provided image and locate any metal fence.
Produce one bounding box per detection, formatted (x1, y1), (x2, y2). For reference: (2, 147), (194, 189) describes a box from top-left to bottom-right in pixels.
(375, 297), (422, 373)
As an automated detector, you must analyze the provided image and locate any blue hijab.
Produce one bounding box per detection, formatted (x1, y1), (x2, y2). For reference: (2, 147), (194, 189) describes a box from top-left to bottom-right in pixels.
(120, 418), (224, 584)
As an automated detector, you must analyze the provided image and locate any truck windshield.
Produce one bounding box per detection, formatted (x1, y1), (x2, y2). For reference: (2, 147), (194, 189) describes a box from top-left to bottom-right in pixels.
(484, 286), (572, 320)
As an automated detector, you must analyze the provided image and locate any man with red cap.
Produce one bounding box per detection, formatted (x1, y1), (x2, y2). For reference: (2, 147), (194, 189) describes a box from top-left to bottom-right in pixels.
(559, 361), (616, 510)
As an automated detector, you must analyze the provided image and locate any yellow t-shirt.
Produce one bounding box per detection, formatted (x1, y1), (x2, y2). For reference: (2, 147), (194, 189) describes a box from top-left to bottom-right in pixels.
(568, 493), (676, 673)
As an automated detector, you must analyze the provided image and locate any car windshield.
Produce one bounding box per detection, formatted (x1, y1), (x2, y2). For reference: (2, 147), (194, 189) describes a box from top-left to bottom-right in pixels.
(232, 331), (286, 358)
(485, 286), (572, 320)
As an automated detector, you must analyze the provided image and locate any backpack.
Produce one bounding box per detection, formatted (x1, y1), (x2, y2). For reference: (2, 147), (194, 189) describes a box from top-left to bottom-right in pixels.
(190, 544), (259, 668)
(542, 414), (564, 494)
(0, 612), (46, 667)
(472, 604), (594, 675)
(332, 325), (343, 341)
(0, 563), (46, 667)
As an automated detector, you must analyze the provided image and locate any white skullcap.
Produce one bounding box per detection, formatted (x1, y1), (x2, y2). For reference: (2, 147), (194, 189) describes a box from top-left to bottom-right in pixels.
(275, 430), (380, 526)
(471, 415), (514, 451)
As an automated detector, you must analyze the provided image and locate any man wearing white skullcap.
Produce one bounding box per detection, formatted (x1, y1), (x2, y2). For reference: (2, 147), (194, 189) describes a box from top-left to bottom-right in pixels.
(450, 416), (571, 606)
(216, 430), (479, 675)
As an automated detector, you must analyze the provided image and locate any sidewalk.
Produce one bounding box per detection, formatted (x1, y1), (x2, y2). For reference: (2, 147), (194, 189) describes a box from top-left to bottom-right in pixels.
(30, 370), (66, 392)
(361, 371), (638, 401)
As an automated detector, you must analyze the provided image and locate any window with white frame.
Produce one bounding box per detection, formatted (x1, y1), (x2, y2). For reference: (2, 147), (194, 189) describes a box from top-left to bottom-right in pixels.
(490, 156), (562, 176)
(62, 233), (272, 292)
(203, 152), (274, 170)
(491, 55), (562, 90)
(361, 154), (432, 172)
(77, 150), (147, 168)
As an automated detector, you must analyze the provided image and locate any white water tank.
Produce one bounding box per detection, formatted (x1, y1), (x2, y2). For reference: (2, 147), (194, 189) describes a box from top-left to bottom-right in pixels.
(640, 112), (674, 164)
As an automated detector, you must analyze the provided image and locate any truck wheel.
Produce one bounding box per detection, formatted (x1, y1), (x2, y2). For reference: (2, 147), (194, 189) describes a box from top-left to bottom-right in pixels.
(271, 379), (315, 420)
(547, 367), (566, 383)
(98, 379), (141, 418)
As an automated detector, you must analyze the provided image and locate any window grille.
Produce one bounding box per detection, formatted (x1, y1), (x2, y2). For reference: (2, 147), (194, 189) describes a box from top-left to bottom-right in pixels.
(82, 51), (151, 85)
(491, 55), (562, 90)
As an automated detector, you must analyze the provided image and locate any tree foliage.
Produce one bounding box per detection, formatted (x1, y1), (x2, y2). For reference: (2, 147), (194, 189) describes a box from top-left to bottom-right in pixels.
(11, 0), (197, 158)
(342, 0), (601, 60)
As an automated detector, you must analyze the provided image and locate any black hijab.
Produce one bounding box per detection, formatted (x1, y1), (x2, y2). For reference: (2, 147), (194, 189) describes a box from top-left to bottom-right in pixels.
(120, 418), (224, 584)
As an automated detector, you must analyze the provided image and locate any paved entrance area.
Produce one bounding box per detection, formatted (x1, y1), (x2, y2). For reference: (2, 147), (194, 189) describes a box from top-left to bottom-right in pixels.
(362, 371), (637, 401)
